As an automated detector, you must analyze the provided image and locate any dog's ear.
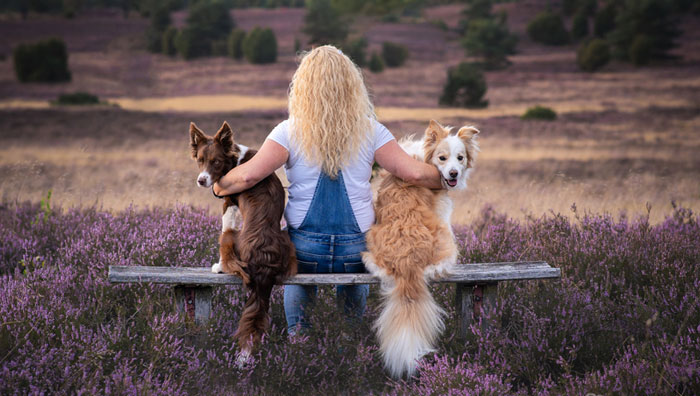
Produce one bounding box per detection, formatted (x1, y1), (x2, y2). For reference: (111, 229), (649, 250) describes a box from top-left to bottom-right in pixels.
(457, 126), (479, 141)
(214, 121), (237, 156)
(457, 126), (480, 168)
(424, 119), (446, 145)
(189, 122), (208, 159)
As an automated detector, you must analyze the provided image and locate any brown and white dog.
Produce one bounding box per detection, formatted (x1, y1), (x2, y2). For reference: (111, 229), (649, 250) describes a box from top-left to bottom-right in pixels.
(362, 120), (479, 378)
(190, 121), (297, 363)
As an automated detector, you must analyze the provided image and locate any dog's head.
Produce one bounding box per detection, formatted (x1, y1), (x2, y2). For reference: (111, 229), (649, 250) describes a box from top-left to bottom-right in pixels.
(189, 121), (240, 188)
(423, 120), (479, 190)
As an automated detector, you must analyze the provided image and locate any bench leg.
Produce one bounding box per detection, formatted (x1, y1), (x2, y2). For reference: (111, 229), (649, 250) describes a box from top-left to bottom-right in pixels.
(455, 282), (498, 337)
(174, 286), (212, 325)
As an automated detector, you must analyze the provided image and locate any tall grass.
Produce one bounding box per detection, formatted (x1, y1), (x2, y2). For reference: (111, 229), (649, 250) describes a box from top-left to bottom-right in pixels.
(1, 203), (698, 394)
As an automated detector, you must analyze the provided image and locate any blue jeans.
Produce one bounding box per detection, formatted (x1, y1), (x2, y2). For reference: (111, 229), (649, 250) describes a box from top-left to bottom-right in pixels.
(283, 171), (369, 335)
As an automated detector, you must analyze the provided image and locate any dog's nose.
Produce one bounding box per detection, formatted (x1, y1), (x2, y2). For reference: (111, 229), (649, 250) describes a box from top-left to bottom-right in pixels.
(198, 177), (207, 186)
(449, 170), (458, 178)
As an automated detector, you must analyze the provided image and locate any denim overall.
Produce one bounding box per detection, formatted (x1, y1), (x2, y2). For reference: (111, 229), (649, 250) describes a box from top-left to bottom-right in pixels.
(284, 171), (369, 335)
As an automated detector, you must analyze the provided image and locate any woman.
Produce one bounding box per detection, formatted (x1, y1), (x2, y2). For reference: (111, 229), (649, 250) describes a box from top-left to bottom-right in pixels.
(214, 45), (442, 336)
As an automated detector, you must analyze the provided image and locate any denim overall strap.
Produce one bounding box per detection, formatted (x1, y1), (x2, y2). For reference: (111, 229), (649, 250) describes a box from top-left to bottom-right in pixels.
(297, 171), (362, 234)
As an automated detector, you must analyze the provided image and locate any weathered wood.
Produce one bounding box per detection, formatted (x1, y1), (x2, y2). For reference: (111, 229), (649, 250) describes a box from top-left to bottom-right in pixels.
(108, 261), (559, 286)
(174, 285), (212, 325)
(455, 283), (475, 336)
(455, 282), (498, 337)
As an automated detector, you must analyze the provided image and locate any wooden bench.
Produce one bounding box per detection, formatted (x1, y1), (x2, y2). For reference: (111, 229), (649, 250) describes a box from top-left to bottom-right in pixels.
(108, 261), (559, 336)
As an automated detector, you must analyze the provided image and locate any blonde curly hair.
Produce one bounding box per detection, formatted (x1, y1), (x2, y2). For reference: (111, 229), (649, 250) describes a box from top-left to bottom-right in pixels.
(288, 45), (375, 178)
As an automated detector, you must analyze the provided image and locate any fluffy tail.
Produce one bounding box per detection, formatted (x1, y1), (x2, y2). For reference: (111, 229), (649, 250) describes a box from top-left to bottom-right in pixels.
(234, 280), (274, 354)
(375, 274), (445, 378)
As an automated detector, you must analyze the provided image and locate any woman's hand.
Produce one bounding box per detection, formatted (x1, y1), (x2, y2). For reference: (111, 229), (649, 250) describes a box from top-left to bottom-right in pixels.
(213, 139), (289, 196)
(374, 140), (443, 189)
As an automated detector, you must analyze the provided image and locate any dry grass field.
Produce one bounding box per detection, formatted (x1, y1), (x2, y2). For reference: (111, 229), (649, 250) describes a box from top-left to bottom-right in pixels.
(1, 3), (699, 224)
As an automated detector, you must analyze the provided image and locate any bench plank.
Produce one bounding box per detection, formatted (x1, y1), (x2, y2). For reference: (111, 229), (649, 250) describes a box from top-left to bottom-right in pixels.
(108, 261), (559, 286)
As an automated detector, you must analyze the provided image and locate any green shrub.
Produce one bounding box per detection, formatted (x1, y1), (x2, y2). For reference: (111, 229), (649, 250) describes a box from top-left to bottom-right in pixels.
(162, 26), (178, 56)
(381, 41), (409, 68)
(13, 38), (71, 83)
(343, 37), (368, 67)
(577, 38), (610, 72)
(242, 27), (277, 64)
(53, 92), (100, 105)
(629, 34), (653, 65)
(571, 10), (589, 40)
(227, 29), (246, 60)
(174, 0), (235, 59)
(439, 62), (488, 108)
(593, 3), (616, 37)
(302, 0), (348, 45)
(461, 17), (517, 70)
(527, 11), (569, 45)
(145, 6), (171, 53)
(608, 0), (680, 62)
(211, 39), (228, 56)
(186, 0), (234, 43)
(368, 51), (384, 73)
(175, 26), (211, 59)
(521, 105), (557, 120)
(564, 0), (597, 16)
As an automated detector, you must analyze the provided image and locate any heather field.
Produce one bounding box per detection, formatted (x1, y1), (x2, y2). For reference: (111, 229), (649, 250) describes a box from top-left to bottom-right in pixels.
(1, 0), (700, 394)
(1, 203), (698, 394)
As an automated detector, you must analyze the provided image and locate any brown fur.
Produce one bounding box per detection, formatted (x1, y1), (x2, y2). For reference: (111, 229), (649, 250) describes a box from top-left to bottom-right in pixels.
(189, 121), (297, 354)
(364, 120), (477, 377)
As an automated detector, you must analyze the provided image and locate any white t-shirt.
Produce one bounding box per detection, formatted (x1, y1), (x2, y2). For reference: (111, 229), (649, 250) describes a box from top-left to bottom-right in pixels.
(267, 118), (395, 232)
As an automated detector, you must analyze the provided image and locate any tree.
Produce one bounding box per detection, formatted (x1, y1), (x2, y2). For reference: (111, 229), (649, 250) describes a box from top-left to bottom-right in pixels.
(343, 37), (368, 67)
(175, 0), (235, 59)
(227, 29), (246, 60)
(368, 52), (385, 73)
(439, 62), (488, 108)
(186, 0), (234, 44)
(608, 0), (681, 61)
(527, 11), (569, 45)
(382, 42), (409, 67)
(577, 38), (611, 71)
(571, 10), (589, 40)
(242, 27), (277, 64)
(302, 0), (349, 45)
(461, 17), (517, 69)
(14, 38), (71, 83)
(145, 5), (171, 53)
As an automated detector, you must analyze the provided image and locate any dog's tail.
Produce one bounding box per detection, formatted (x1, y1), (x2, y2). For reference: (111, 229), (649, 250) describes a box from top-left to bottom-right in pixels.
(375, 269), (445, 378)
(234, 278), (274, 355)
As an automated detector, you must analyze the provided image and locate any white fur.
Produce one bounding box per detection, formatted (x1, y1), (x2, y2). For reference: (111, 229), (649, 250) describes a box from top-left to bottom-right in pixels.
(433, 135), (471, 191)
(372, 126), (478, 378)
(197, 170), (212, 188)
(211, 261), (223, 273)
(398, 137), (424, 160)
(375, 280), (446, 378)
(221, 205), (242, 232)
(236, 144), (249, 166)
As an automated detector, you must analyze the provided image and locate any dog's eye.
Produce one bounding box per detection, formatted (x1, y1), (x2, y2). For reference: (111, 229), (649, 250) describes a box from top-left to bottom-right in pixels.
(458, 155), (464, 161)
(439, 156), (446, 161)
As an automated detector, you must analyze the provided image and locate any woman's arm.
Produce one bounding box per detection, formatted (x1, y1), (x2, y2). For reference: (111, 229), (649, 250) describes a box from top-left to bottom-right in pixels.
(213, 138), (289, 196)
(374, 139), (443, 189)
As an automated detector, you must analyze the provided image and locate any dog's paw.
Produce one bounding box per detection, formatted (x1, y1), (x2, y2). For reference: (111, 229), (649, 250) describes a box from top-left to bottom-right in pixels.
(211, 261), (223, 274)
(235, 349), (254, 369)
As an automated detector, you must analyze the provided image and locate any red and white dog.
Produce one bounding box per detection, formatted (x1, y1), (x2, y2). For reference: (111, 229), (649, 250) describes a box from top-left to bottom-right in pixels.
(363, 120), (479, 378)
(190, 121), (297, 363)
